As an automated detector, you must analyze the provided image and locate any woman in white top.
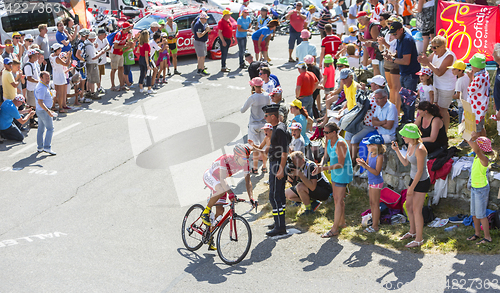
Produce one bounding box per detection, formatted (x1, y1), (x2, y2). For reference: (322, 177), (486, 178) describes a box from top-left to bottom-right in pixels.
(50, 43), (72, 113)
(417, 35), (456, 132)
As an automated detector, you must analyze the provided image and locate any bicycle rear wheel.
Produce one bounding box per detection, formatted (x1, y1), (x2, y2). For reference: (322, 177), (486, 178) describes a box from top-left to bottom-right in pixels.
(216, 215), (252, 265)
(181, 204), (205, 251)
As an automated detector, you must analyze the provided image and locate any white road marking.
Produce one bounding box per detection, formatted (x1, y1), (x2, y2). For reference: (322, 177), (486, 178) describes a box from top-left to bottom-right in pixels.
(0, 166), (57, 175)
(9, 123), (81, 157)
(0, 232), (67, 248)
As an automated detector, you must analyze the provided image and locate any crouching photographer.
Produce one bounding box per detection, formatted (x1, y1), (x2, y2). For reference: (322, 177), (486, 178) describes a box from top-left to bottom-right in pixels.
(285, 151), (332, 216)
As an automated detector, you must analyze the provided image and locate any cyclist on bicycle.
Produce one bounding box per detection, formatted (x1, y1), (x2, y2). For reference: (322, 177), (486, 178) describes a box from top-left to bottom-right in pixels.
(201, 144), (257, 229)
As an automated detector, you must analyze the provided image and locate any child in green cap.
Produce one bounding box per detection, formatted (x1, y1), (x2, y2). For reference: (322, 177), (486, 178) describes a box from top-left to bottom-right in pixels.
(322, 54), (336, 95)
(391, 123), (430, 248)
(467, 53), (489, 137)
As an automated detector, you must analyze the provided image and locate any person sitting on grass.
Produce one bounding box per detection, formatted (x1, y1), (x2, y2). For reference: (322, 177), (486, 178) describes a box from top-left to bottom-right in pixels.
(466, 132), (493, 245)
(285, 151), (332, 216)
(356, 134), (385, 233)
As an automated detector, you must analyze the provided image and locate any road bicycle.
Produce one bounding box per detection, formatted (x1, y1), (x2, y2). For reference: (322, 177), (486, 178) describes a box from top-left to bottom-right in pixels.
(181, 198), (256, 265)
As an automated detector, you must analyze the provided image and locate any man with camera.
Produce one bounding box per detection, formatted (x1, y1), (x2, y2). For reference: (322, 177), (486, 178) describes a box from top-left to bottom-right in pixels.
(285, 151), (332, 216)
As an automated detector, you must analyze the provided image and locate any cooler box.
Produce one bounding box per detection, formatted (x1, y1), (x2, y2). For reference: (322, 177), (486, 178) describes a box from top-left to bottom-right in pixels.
(209, 49), (221, 60)
(380, 188), (401, 209)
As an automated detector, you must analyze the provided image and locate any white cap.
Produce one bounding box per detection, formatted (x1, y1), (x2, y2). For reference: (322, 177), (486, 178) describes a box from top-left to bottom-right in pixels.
(88, 32), (97, 39)
(51, 43), (64, 50)
(150, 22), (160, 28)
(367, 75), (386, 86)
(24, 34), (34, 40)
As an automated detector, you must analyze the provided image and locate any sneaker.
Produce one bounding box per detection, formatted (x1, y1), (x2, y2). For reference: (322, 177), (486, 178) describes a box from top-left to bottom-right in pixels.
(98, 87), (105, 94)
(207, 237), (217, 251)
(221, 67), (230, 72)
(264, 180), (269, 185)
(458, 140), (470, 148)
(167, 69), (171, 76)
(449, 214), (468, 224)
(147, 89), (157, 94)
(200, 212), (211, 226)
(239, 64), (248, 69)
(311, 200), (322, 212)
(299, 209), (314, 217)
(200, 69), (210, 76)
(174, 69), (181, 75)
(129, 84), (136, 89)
(163, 78), (168, 84)
(43, 148), (56, 156)
(37, 148), (43, 153)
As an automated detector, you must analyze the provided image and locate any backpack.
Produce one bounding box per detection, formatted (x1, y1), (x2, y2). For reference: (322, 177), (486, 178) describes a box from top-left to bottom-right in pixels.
(487, 211), (500, 229)
(422, 206), (435, 224)
(106, 30), (118, 47)
(191, 17), (199, 35)
(22, 62), (33, 84)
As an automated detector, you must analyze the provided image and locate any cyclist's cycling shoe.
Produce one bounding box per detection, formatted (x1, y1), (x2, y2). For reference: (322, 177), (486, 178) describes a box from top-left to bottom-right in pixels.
(201, 212), (211, 226)
(250, 199), (259, 208)
(207, 237), (217, 251)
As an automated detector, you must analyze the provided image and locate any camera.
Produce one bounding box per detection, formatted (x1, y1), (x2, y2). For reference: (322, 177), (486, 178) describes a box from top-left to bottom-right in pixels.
(285, 156), (296, 176)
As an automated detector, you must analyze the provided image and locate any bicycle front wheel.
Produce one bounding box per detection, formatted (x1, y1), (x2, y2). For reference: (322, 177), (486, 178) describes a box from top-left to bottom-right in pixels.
(181, 204), (205, 251)
(216, 215), (252, 265)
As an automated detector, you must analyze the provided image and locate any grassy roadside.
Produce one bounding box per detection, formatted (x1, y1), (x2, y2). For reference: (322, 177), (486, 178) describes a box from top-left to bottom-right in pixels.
(252, 181), (500, 254)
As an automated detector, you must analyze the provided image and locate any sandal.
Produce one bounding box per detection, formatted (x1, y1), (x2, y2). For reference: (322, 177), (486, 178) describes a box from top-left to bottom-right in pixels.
(58, 108), (67, 113)
(111, 86), (120, 92)
(467, 234), (481, 241)
(399, 232), (416, 240)
(364, 226), (378, 233)
(320, 230), (339, 238)
(261, 167), (268, 173)
(251, 168), (258, 174)
(405, 239), (424, 248)
(288, 57), (295, 62)
(476, 238), (492, 245)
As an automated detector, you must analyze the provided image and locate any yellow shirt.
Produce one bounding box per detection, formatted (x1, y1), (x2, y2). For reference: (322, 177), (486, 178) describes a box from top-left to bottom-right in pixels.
(344, 81), (358, 111)
(2, 70), (16, 100)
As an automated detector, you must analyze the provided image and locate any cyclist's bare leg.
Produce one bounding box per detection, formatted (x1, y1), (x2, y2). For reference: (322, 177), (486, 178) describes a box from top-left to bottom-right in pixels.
(202, 184), (230, 226)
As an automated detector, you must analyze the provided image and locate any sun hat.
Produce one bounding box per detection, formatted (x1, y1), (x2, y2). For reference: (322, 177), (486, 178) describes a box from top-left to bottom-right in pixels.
(27, 49), (37, 56)
(362, 134), (384, 145)
(270, 86), (283, 96)
(222, 9), (231, 16)
(199, 12), (208, 19)
(88, 32), (97, 39)
(448, 60), (466, 71)
(415, 67), (432, 76)
(348, 26), (358, 33)
(158, 19), (165, 25)
(410, 18), (416, 27)
(337, 56), (349, 66)
(12, 32), (21, 37)
(14, 94), (25, 102)
(242, 7), (250, 13)
(296, 61), (307, 69)
(3, 57), (12, 65)
(476, 137), (492, 153)
(399, 123), (421, 139)
(35, 48), (44, 55)
(150, 22), (160, 28)
(324, 54), (334, 64)
(469, 53), (486, 69)
(339, 68), (353, 80)
(261, 123), (273, 130)
(24, 34), (34, 40)
(290, 99), (303, 109)
(303, 54), (315, 64)
(290, 122), (302, 130)
(300, 29), (311, 39)
(356, 11), (368, 18)
(308, 4), (315, 10)
(249, 77), (264, 87)
(79, 28), (90, 36)
(367, 75), (386, 86)
(51, 43), (63, 51)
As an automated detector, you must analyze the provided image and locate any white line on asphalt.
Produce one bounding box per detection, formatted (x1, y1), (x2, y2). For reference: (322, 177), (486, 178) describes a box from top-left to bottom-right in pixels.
(112, 105), (125, 110)
(9, 122), (81, 157)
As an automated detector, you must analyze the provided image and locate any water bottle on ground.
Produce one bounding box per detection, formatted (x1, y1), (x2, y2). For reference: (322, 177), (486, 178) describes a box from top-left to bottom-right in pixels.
(444, 225), (458, 232)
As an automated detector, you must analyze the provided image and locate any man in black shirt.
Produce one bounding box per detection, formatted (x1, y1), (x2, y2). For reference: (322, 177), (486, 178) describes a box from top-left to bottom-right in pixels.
(245, 53), (262, 79)
(285, 151), (332, 216)
(263, 104), (289, 236)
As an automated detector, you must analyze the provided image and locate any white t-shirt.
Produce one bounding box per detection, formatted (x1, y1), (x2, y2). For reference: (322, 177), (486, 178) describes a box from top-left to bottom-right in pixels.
(417, 83), (435, 103)
(455, 74), (470, 108)
(149, 39), (161, 57)
(24, 61), (41, 91)
(291, 136), (305, 154)
(84, 40), (98, 64)
(95, 37), (109, 65)
(0, 55), (4, 86)
(262, 79), (275, 94)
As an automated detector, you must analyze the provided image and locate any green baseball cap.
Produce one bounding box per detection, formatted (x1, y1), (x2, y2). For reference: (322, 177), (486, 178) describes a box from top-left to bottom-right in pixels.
(337, 56), (349, 66)
(399, 123), (421, 139)
(324, 54), (334, 64)
(410, 18), (416, 27)
(158, 19), (166, 25)
(469, 53), (486, 69)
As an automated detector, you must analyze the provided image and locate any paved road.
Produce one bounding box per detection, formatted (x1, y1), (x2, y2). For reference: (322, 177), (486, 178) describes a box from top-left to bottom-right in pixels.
(1, 35), (499, 293)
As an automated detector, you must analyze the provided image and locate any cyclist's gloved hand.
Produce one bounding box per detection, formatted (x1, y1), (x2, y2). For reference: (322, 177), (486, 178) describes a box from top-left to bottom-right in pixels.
(228, 192), (236, 202)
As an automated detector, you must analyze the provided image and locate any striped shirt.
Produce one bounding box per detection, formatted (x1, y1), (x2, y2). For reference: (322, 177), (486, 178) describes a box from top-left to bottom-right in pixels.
(318, 7), (332, 30)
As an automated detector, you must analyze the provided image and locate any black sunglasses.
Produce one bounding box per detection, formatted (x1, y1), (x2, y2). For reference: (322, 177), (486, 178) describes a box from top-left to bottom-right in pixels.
(324, 130), (332, 134)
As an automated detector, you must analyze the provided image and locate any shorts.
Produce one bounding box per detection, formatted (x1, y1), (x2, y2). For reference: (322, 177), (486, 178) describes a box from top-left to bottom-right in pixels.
(253, 39), (267, 54)
(78, 67), (87, 80)
(26, 90), (35, 106)
(21, 80), (26, 89)
(334, 22), (344, 35)
(476, 118), (485, 132)
(470, 184), (489, 219)
(123, 64), (131, 76)
(99, 64), (105, 76)
(288, 30), (302, 50)
(86, 63), (99, 84)
(248, 123), (266, 145)
(168, 43), (178, 55)
(203, 169), (227, 204)
(369, 182), (384, 189)
(344, 131), (354, 141)
(409, 177), (431, 193)
(290, 183), (332, 201)
(194, 40), (207, 57)
(372, 59), (380, 65)
(435, 88), (454, 109)
(110, 53), (124, 70)
(53, 72), (67, 86)
(402, 15), (412, 26)
(325, 87), (334, 94)
(334, 182), (348, 187)
(384, 59), (400, 74)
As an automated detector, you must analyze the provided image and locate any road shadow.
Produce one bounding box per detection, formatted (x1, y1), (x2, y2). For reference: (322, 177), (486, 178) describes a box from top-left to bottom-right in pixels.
(12, 152), (48, 169)
(276, 62), (297, 72)
(300, 238), (343, 271)
(444, 254), (500, 292)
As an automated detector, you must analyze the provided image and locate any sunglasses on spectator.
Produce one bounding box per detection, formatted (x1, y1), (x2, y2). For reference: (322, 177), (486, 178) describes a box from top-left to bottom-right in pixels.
(14, 37), (20, 39)
(26, 40), (33, 42)
(431, 45), (442, 49)
(323, 130), (332, 134)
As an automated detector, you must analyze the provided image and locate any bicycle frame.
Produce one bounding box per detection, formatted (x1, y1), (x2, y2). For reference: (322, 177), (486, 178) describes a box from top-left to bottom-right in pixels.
(188, 202), (239, 244)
